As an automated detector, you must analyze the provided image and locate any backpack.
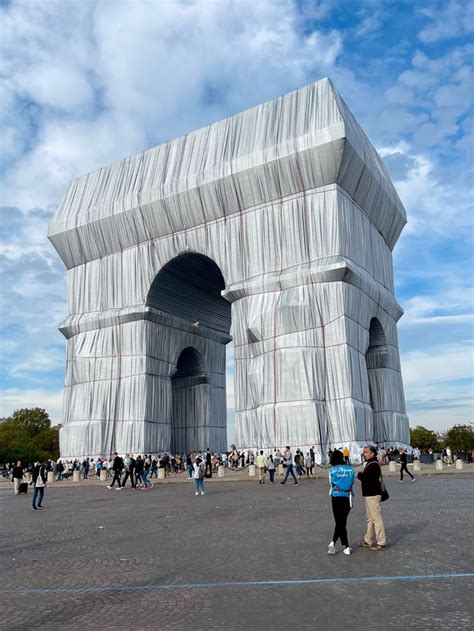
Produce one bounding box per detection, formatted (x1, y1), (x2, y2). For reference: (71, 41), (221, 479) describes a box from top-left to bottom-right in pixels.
(198, 463), (205, 480)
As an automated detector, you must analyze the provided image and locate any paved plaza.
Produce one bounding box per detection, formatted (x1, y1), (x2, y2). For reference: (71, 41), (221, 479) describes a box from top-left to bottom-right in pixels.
(1, 473), (473, 630)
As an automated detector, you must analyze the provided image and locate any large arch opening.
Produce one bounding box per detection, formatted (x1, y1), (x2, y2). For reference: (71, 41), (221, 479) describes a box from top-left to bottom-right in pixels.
(147, 253), (231, 334)
(147, 253), (231, 454)
(366, 317), (388, 442)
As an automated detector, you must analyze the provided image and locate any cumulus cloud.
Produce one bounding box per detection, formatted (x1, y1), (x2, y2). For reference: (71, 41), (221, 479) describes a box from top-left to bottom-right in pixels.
(418, 0), (474, 43)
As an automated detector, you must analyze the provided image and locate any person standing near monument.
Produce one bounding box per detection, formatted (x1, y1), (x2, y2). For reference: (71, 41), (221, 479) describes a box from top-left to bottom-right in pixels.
(343, 446), (350, 465)
(12, 461), (23, 495)
(280, 446), (298, 485)
(205, 448), (212, 478)
(31, 461), (47, 510)
(256, 450), (266, 484)
(193, 456), (205, 495)
(357, 446), (386, 550)
(327, 450), (355, 555)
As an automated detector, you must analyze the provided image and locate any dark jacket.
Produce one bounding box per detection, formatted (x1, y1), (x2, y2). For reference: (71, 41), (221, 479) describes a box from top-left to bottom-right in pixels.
(32, 465), (47, 486)
(113, 456), (124, 472)
(400, 452), (408, 465)
(12, 466), (23, 480)
(357, 458), (382, 496)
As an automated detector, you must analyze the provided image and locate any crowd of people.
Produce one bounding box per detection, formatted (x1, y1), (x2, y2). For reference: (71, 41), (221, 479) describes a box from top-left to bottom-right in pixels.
(3, 442), (472, 535)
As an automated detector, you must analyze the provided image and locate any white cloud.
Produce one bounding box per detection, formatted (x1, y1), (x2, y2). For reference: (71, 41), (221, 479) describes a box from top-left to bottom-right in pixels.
(401, 344), (473, 385)
(0, 0), (342, 211)
(419, 1), (474, 43)
(0, 388), (64, 425)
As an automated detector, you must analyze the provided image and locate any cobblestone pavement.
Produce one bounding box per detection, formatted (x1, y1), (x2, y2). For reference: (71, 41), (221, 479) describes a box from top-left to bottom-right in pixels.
(1, 474), (473, 630)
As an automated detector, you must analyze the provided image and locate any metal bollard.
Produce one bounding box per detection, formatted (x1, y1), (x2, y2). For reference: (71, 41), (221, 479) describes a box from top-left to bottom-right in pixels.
(413, 460), (421, 472)
(249, 464), (256, 477)
(435, 459), (443, 471)
(218, 465), (225, 478)
(455, 458), (464, 470)
(73, 470), (80, 482)
(389, 460), (397, 472)
(47, 471), (55, 484)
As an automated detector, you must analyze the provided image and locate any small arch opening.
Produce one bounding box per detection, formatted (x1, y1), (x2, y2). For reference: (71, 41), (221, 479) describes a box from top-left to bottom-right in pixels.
(366, 317), (387, 369)
(173, 347), (203, 379)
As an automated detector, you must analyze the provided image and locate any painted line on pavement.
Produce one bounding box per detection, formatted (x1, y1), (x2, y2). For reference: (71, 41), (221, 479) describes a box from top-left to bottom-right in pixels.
(9, 572), (474, 595)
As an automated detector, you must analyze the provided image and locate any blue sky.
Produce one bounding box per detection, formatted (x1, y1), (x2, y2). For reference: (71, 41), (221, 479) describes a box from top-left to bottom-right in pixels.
(0, 0), (472, 431)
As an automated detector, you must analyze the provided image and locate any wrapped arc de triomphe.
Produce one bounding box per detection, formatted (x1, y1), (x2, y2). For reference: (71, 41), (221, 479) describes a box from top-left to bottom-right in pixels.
(49, 78), (410, 462)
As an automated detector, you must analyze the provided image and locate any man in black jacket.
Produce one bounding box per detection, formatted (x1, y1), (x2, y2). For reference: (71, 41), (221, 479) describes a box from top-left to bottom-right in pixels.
(357, 446), (386, 550)
(108, 453), (124, 490)
(399, 448), (415, 482)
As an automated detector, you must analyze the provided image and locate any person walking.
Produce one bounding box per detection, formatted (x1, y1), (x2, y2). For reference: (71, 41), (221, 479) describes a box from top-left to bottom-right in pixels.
(122, 454), (135, 489)
(31, 461), (47, 510)
(280, 446), (298, 485)
(12, 461), (23, 495)
(266, 454), (276, 483)
(399, 448), (415, 482)
(141, 455), (153, 489)
(357, 446), (387, 551)
(305, 452), (313, 478)
(193, 456), (205, 495)
(256, 450), (266, 484)
(108, 452), (124, 490)
(327, 450), (355, 556)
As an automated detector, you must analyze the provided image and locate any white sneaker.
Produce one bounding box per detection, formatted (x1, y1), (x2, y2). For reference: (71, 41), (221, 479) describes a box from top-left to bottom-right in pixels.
(201, 491), (205, 495)
(343, 547), (352, 555)
(411, 478), (416, 483)
(328, 542), (336, 555)
(107, 485), (113, 489)
(195, 492), (199, 495)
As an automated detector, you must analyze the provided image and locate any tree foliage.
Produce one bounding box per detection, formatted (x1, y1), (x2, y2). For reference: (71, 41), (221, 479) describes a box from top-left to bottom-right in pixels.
(0, 407), (59, 464)
(410, 425), (440, 451)
(444, 424), (474, 452)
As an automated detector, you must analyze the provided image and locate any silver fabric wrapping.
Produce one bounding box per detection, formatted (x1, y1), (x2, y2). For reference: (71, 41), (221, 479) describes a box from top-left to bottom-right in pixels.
(49, 77), (409, 460)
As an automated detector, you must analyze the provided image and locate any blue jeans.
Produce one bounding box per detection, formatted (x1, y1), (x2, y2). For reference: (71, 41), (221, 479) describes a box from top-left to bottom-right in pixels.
(32, 486), (44, 508)
(282, 464), (298, 484)
(142, 469), (150, 487)
(195, 478), (204, 493)
(187, 465), (193, 478)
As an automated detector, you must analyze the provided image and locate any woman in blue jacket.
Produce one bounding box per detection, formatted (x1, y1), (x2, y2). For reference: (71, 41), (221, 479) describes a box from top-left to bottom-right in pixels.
(328, 449), (355, 555)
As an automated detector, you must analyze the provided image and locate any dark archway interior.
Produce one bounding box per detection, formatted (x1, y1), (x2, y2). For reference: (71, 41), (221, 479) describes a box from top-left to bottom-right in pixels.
(147, 253), (231, 333)
(366, 317), (388, 369)
(173, 347), (203, 379)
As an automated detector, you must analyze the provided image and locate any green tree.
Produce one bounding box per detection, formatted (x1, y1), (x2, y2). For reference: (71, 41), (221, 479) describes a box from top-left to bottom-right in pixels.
(9, 407), (51, 435)
(444, 424), (474, 453)
(0, 407), (59, 464)
(410, 425), (440, 451)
